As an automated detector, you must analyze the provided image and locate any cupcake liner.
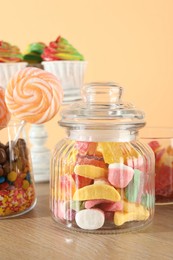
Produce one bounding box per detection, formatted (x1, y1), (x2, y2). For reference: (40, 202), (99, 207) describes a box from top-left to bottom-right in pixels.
(27, 63), (43, 69)
(42, 61), (87, 103)
(0, 62), (28, 89)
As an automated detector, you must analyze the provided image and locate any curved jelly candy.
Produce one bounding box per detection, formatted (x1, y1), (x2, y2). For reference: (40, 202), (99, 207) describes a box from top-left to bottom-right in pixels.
(74, 164), (108, 179)
(73, 183), (121, 202)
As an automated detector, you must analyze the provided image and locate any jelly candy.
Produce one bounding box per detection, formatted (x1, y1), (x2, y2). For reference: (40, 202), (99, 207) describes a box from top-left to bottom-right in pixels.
(148, 141), (173, 202)
(114, 207), (149, 226)
(74, 164), (108, 179)
(72, 173), (93, 189)
(125, 169), (144, 203)
(108, 163), (134, 188)
(73, 183), (121, 202)
(53, 140), (152, 230)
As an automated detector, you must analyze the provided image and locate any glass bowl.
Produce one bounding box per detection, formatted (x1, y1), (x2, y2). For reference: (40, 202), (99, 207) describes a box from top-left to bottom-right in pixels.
(140, 127), (173, 205)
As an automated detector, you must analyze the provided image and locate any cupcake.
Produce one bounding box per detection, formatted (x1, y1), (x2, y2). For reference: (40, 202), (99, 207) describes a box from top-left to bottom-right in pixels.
(23, 42), (46, 69)
(41, 36), (87, 103)
(0, 40), (28, 89)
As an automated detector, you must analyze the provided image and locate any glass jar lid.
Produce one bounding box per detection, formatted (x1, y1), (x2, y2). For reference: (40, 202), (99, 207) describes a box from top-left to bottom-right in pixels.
(59, 82), (145, 130)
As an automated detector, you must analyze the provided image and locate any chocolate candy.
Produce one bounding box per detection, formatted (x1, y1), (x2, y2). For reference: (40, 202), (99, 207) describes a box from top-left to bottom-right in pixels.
(0, 165), (4, 176)
(0, 148), (6, 164)
(0, 138), (36, 217)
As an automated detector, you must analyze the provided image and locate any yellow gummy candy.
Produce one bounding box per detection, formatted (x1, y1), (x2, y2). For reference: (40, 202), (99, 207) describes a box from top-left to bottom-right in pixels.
(122, 200), (145, 212)
(73, 183), (121, 202)
(74, 165), (108, 179)
(98, 142), (124, 164)
(98, 142), (141, 164)
(114, 208), (149, 226)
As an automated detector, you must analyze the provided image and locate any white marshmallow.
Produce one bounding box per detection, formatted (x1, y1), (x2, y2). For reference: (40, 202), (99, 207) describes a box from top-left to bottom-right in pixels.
(75, 209), (105, 230)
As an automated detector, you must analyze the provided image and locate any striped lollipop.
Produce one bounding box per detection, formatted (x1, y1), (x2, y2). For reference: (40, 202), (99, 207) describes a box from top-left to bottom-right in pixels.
(0, 86), (11, 129)
(5, 67), (63, 124)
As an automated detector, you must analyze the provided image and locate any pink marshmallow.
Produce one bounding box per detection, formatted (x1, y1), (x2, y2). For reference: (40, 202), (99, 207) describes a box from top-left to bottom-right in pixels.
(108, 163), (134, 188)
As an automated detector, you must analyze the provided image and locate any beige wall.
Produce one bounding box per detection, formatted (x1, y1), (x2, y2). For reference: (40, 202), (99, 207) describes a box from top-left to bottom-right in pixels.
(1, 0), (173, 149)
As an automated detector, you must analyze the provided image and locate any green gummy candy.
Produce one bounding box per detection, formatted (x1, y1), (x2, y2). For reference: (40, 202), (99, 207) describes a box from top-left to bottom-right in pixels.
(125, 169), (143, 203)
(141, 193), (155, 209)
(71, 201), (84, 212)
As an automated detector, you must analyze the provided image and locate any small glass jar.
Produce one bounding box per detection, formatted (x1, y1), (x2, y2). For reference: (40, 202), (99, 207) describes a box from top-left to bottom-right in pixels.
(140, 127), (173, 205)
(0, 120), (36, 218)
(51, 83), (155, 233)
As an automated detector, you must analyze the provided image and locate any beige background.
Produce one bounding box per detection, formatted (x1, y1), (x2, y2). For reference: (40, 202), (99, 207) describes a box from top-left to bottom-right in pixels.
(1, 0), (173, 149)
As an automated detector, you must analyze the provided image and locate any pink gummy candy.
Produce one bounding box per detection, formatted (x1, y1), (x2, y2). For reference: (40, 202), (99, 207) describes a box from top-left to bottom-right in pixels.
(108, 163), (134, 188)
(99, 201), (123, 212)
(85, 199), (109, 209)
(126, 156), (145, 172)
(148, 141), (160, 151)
(56, 200), (65, 220)
(75, 141), (97, 156)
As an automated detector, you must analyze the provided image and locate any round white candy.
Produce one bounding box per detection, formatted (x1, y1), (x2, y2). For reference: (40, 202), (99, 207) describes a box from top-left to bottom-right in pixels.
(75, 209), (105, 230)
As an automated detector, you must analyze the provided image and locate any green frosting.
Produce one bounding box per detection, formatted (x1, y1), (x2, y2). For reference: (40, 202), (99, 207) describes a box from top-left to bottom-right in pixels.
(29, 43), (46, 54)
(23, 42), (46, 64)
(55, 37), (84, 60)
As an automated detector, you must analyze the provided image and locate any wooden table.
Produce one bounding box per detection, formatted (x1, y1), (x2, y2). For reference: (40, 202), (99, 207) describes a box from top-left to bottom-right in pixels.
(0, 183), (173, 260)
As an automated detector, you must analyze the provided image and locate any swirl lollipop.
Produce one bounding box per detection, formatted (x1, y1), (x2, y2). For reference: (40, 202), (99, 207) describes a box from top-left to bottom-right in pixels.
(5, 67), (63, 124)
(0, 86), (11, 130)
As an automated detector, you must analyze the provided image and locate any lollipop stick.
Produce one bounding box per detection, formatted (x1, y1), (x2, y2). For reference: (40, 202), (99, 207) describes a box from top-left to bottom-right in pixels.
(13, 120), (26, 146)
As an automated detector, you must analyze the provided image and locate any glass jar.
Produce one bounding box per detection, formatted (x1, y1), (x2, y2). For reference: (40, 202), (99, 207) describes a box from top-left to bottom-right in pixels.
(51, 83), (155, 233)
(140, 127), (173, 205)
(0, 120), (36, 218)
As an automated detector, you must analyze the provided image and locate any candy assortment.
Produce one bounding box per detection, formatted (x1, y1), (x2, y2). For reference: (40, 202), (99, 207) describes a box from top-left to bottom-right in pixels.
(148, 140), (173, 204)
(0, 83), (36, 217)
(140, 127), (173, 204)
(0, 137), (36, 217)
(0, 67), (63, 218)
(51, 140), (154, 232)
(51, 83), (155, 233)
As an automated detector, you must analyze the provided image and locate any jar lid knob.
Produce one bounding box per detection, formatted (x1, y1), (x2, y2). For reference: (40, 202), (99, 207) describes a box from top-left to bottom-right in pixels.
(82, 82), (123, 104)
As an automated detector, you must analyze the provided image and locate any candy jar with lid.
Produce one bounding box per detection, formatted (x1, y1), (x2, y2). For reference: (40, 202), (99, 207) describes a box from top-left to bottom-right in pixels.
(0, 87), (36, 218)
(51, 82), (155, 233)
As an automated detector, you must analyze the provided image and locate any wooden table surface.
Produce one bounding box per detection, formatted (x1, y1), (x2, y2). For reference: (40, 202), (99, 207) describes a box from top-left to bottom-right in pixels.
(0, 182), (173, 260)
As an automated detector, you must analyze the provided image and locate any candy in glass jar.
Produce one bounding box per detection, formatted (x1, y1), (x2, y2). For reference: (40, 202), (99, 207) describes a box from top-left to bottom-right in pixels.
(140, 127), (173, 204)
(0, 119), (36, 218)
(0, 66), (63, 218)
(51, 82), (155, 233)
